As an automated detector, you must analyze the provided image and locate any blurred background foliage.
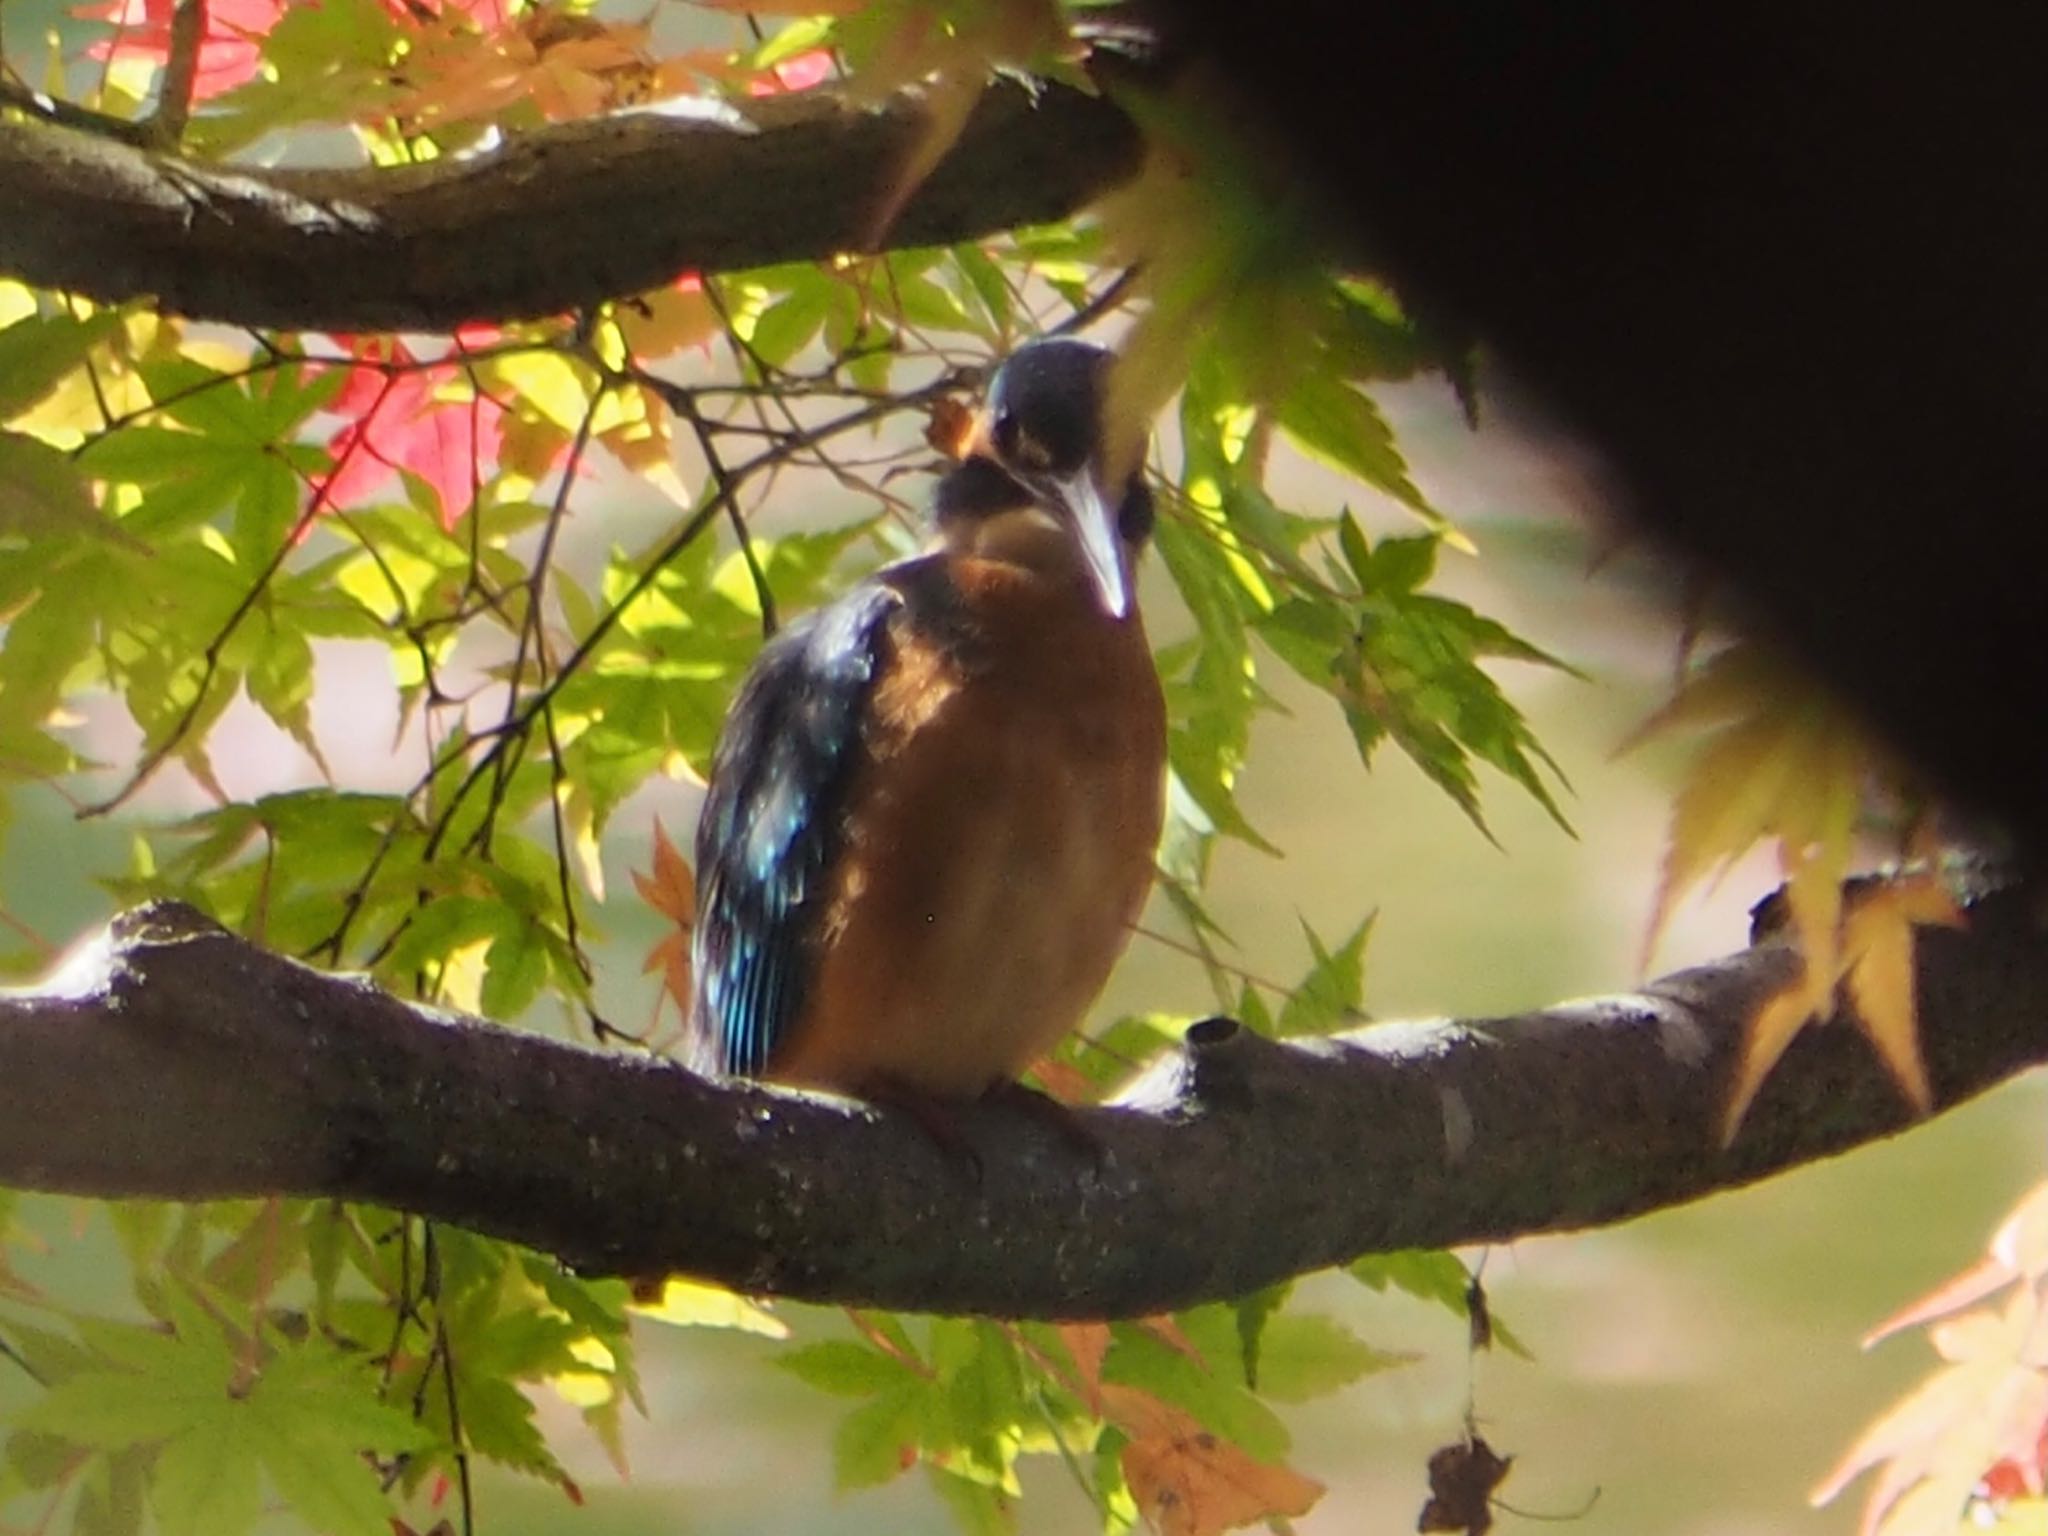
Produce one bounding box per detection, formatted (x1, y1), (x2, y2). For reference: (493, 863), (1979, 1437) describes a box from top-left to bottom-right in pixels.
(2, 1), (2042, 1534)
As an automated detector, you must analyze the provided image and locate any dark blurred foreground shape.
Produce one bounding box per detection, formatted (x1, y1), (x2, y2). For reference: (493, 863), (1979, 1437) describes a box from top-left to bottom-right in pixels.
(1177, 4), (2048, 860)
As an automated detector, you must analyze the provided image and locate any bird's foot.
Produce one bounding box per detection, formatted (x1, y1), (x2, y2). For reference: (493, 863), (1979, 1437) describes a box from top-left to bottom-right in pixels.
(859, 1076), (987, 1184)
(982, 1078), (1112, 1172)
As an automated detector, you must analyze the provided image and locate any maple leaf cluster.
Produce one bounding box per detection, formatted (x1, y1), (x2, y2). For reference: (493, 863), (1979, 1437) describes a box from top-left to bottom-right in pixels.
(80, 0), (511, 101)
(1817, 1181), (2048, 1534)
(1628, 638), (1964, 1139)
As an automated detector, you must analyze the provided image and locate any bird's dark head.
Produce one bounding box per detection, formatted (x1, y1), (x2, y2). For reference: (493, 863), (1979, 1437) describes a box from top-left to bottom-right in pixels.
(936, 338), (1153, 619)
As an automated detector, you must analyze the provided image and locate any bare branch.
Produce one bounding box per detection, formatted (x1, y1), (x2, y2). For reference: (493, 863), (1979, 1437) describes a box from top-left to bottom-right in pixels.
(3, 885), (2042, 1320)
(0, 79), (153, 144)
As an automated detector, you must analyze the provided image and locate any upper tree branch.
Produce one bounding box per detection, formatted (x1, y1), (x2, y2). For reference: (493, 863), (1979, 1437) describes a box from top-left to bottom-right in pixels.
(3, 888), (2042, 1320)
(0, 70), (1142, 333)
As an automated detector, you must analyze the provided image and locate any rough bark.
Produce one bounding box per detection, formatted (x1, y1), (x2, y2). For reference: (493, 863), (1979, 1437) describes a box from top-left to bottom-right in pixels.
(0, 72), (1140, 333)
(3, 888), (2041, 1320)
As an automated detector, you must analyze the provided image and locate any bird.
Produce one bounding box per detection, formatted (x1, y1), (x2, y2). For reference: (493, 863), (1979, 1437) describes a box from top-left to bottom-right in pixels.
(687, 337), (1166, 1105)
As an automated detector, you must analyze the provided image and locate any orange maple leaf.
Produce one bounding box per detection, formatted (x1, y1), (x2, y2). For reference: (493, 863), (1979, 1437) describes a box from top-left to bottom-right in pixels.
(1055, 1321), (1110, 1414)
(1104, 1384), (1325, 1536)
(634, 818), (696, 1020)
(616, 274), (718, 363)
(393, 9), (661, 128)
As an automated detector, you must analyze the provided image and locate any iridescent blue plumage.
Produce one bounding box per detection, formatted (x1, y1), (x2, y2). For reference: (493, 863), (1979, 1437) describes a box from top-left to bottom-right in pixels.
(689, 583), (899, 1076)
(687, 338), (1166, 1098)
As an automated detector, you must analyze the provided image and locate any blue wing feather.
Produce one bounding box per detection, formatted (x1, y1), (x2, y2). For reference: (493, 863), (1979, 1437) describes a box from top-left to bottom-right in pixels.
(689, 582), (901, 1076)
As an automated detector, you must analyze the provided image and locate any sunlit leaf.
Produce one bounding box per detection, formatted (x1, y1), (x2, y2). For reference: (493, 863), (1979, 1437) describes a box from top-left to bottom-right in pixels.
(1633, 642), (1946, 1137)
(634, 1277), (788, 1339)
(1251, 1313), (1414, 1403)
(0, 311), (123, 419)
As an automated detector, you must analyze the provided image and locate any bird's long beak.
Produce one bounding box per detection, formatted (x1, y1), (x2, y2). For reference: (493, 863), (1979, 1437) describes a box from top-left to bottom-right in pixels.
(1044, 468), (1130, 619)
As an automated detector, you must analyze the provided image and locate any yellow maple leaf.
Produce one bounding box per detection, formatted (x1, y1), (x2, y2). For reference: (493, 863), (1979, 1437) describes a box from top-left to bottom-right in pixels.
(1629, 640), (1863, 964)
(630, 1276), (788, 1338)
(1721, 867), (1962, 1142)
(1839, 874), (1963, 1108)
(1625, 639), (1950, 1140)
(591, 378), (689, 503)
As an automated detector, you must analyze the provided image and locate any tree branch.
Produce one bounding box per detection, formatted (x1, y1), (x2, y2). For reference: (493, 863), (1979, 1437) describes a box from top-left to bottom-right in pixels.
(146, 0), (207, 147)
(0, 69), (1142, 333)
(3, 887), (2042, 1320)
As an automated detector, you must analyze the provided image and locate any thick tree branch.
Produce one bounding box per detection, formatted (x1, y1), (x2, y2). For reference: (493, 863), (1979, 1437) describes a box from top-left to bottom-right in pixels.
(3, 889), (2042, 1320)
(0, 71), (1141, 333)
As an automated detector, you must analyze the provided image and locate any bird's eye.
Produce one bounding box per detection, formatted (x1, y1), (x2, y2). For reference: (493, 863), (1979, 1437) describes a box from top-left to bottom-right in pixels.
(990, 409), (1054, 472)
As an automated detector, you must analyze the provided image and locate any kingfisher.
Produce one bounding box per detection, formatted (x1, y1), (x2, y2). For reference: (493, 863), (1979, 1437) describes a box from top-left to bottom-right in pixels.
(688, 338), (1166, 1103)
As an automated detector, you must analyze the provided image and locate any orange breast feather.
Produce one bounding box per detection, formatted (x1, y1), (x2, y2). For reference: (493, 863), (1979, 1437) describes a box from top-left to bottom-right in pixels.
(768, 559), (1166, 1097)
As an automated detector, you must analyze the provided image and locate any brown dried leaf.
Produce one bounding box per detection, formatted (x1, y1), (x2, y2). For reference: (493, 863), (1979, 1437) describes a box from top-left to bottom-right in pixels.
(1417, 1435), (1512, 1536)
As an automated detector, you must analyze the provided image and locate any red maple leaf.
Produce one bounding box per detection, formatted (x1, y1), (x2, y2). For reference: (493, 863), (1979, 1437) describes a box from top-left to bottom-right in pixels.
(76, 0), (516, 100)
(747, 48), (835, 97)
(78, 0), (287, 98)
(320, 332), (512, 527)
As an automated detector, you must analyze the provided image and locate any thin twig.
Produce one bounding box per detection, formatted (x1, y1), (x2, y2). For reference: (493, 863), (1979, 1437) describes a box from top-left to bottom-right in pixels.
(0, 905), (54, 960)
(148, 0), (206, 146)
(0, 1328), (48, 1386)
(477, 390), (603, 857)
(376, 1215), (419, 1396)
(671, 382), (778, 635)
(337, 368), (967, 978)
(0, 77), (152, 144)
(1128, 921), (1312, 1006)
(538, 698), (593, 984)
(1052, 264), (1144, 337)
(423, 1226), (477, 1536)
